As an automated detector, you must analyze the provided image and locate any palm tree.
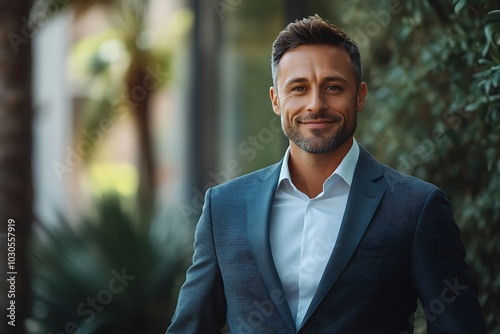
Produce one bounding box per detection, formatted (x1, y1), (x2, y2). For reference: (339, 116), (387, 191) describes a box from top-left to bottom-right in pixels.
(23, 1), (192, 332)
(0, 1), (33, 333)
(38, 0), (160, 224)
(30, 195), (192, 333)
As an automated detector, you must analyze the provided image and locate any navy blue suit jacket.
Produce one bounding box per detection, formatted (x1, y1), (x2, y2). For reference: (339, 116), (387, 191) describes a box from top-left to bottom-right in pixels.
(167, 145), (486, 333)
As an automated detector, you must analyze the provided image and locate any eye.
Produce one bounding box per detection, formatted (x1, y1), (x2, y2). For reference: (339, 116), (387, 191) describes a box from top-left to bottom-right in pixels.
(326, 85), (341, 91)
(292, 86), (306, 92)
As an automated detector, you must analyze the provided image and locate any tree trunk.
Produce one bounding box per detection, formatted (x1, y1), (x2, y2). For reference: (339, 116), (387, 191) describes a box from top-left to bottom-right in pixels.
(0, 1), (33, 333)
(125, 51), (156, 226)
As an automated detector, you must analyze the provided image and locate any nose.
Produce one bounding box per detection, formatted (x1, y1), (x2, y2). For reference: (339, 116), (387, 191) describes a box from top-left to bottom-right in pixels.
(306, 88), (327, 113)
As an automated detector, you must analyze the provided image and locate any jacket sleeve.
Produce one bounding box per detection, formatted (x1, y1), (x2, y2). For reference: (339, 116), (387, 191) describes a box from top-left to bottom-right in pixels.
(411, 188), (486, 333)
(166, 188), (227, 333)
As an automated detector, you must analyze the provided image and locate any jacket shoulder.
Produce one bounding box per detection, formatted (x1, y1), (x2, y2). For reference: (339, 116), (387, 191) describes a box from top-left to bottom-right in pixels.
(375, 162), (444, 206)
(358, 145), (439, 197)
(382, 163), (436, 188)
(211, 161), (281, 194)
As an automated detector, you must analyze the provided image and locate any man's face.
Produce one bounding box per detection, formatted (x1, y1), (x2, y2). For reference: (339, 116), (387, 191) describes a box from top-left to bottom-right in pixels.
(270, 44), (367, 154)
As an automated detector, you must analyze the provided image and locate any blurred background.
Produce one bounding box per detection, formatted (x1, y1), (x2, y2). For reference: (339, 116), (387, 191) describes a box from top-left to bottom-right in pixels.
(0, 0), (498, 333)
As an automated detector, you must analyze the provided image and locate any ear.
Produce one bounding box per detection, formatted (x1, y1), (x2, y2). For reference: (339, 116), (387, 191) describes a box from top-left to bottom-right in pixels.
(269, 86), (280, 116)
(356, 82), (368, 113)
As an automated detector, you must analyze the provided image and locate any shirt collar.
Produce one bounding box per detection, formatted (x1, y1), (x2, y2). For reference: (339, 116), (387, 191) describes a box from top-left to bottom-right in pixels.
(277, 138), (360, 189)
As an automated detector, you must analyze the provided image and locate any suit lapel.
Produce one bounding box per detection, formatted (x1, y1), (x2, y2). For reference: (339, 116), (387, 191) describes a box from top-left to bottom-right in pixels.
(247, 162), (296, 333)
(300, 145), (386, 328)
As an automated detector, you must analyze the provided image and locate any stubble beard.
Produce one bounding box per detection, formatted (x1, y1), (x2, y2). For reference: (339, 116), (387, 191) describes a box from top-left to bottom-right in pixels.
(281, 112), (357, 154)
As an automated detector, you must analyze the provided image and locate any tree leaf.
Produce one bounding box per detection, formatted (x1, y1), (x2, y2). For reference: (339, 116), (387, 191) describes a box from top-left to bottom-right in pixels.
(454, 0), (467, 13)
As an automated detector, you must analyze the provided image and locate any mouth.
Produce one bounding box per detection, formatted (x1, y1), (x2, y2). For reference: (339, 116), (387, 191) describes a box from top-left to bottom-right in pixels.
(300, 119), (337, 129)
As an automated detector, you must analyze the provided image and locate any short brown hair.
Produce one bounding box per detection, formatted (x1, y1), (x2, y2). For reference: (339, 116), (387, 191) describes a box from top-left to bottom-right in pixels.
(271, 14), (362, 87)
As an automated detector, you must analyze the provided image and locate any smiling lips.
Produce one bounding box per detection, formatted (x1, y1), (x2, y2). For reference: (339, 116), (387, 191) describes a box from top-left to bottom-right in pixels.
(300, 117), (339, 129)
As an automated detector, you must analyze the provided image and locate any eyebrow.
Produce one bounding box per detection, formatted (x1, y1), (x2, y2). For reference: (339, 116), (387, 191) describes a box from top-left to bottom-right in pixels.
(283, 75), (350, 88)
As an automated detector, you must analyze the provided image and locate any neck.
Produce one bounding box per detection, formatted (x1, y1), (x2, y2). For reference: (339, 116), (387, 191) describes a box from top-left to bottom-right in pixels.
(288, 138), (353, 198)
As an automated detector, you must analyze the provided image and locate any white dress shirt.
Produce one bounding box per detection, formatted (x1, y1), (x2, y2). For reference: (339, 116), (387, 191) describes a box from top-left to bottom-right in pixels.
(269, 139), (360, 329)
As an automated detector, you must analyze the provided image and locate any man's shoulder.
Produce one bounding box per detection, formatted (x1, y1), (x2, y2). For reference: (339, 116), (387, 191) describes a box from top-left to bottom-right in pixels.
(382, 163), (437, 191)
(358, 145), (439, 195)
(211, 160), (282, 194)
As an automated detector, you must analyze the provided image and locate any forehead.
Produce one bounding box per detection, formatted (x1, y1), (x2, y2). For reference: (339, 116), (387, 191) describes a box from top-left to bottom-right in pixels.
(277, 44), (355, 85)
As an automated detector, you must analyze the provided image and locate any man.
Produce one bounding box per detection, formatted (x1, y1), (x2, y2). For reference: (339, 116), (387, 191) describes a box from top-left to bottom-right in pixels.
(167, 15), (486, 333)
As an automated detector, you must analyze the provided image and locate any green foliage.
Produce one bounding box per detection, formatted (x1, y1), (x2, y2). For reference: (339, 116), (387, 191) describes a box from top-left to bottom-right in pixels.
(347, 0), (500, 331)
(28, 195), (192, 334)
